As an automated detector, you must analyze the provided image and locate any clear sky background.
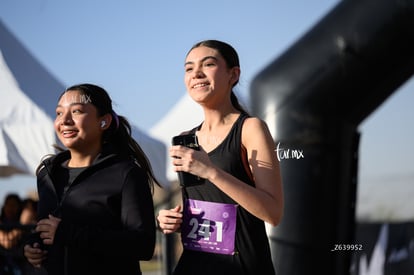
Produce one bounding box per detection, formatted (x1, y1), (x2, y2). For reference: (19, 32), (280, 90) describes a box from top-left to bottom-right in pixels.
(0, 0), (413, 221)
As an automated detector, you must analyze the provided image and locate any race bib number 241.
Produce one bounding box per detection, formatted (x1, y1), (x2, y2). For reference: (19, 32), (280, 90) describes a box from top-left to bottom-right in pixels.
(181, 199), (238, 255)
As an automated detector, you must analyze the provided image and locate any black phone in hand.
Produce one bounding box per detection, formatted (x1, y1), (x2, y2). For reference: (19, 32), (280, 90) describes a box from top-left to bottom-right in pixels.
(172, 133), (205, 187)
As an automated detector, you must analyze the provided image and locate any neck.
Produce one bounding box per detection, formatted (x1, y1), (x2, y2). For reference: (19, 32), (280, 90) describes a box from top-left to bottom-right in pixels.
(201, 105), (239, 132)
(68, 146), (101, 167)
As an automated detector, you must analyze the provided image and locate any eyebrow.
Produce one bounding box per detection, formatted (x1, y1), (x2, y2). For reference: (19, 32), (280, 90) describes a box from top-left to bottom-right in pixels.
(185, 55), (218, 66)
(56, 102), (85, 108)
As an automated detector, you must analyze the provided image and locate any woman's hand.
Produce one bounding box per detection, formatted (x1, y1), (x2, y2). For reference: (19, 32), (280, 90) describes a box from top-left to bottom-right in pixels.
(36, 214), (61, 245)
(24, 242), (47, 268)
(170, 145), (215, 180)
(157, 205), (183, 234)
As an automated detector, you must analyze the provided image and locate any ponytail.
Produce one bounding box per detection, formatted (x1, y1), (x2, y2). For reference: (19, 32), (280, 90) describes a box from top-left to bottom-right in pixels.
(106, 113), (161, 191)
(230, 91), (249, 115)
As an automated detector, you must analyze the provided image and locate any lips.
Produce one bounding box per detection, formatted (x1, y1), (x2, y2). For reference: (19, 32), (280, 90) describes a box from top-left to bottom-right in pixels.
(61, 129), (78, 138)
(192, 82), (209, 89)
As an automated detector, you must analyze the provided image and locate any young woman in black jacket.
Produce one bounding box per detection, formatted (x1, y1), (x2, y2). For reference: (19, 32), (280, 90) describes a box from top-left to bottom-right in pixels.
(24, 83), (160, 275)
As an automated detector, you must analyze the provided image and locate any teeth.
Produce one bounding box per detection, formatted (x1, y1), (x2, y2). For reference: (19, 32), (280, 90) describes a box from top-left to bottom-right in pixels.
(193, 83), (207, 88)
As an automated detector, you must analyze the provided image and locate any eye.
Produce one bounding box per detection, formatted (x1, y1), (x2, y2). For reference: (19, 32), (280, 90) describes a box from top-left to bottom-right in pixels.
(55, 108), (63, 117)
(71, 106), (85, 114)
(203, 60), (217, 68)
(185, 66), (193, 73)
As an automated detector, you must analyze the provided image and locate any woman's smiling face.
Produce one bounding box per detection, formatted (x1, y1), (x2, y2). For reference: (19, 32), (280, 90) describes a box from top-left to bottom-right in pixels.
(54, 90), (103, 151)
(184, 46), (236, 104)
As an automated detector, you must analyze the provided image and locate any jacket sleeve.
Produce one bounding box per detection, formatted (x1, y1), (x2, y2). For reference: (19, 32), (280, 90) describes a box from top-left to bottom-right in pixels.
(54, 166), (156, 260)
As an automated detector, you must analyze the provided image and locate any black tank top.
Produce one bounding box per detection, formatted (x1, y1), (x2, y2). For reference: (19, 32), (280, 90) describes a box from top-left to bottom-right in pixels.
(174, 113), (276, 275)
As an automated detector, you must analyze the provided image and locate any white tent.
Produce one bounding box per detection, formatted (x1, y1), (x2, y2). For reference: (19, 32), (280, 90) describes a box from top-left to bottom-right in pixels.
(0, 50), (55, 176)
(0, 20), (168, 186)
(149, 94), (203, 181)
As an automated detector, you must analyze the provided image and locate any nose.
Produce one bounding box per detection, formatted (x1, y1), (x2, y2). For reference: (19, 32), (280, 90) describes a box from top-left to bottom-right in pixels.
(192, 66), (204, 79)
(60, 113), (73, 125)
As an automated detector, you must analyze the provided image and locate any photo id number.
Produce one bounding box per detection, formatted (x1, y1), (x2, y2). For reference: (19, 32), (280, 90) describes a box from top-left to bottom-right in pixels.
(331, 244), (363, 251)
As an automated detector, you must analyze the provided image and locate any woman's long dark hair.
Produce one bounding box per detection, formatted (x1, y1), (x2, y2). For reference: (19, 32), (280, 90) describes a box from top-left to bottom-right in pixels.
(187, 39), (249, 115)
(38, 84), (161, 190)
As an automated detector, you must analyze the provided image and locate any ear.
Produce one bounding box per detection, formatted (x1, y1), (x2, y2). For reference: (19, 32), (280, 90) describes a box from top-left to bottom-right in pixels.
(229, 67), (240, 85)
(99, 114), (112, 130)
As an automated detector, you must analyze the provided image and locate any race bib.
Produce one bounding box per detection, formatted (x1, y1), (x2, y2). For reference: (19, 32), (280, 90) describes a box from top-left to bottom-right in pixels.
(181, 199), (238, 255)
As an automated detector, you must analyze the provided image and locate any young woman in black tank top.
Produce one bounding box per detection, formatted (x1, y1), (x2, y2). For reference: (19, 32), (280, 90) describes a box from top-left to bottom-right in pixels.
(157, 40), (284, 275)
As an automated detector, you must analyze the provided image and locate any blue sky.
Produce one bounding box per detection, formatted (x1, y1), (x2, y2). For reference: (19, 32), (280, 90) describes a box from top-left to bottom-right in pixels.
(0, 0), (340, 131)
(1, 0), (413, 221)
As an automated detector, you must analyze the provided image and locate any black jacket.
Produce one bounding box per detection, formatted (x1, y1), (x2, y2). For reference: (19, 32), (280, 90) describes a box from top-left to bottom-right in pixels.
(34, 146), (156, 275)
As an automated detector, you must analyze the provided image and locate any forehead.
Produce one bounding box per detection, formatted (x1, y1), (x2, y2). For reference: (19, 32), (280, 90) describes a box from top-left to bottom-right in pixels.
(185, 46), (221, 62)
(58, 90), (92, 106)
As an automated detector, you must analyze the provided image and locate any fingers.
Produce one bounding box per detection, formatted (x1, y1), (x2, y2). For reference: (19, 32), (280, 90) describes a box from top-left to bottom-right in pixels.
(157, 205), (183, 234)
(36, 214), (61, 245)
(169, 146), (211, 179)
(37, 226), (56, 245)
(170, 146), (197, 163)
(37, 215), (61, 227)
(170, 150), (199, 174)
(170, 145), (187, 158)
(173, 205), (181, 212)
(158, 218), (182, 234)
(40, 232), (54, 245)
(48, 214), (62, 222)
(24, 243), (47, 268)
